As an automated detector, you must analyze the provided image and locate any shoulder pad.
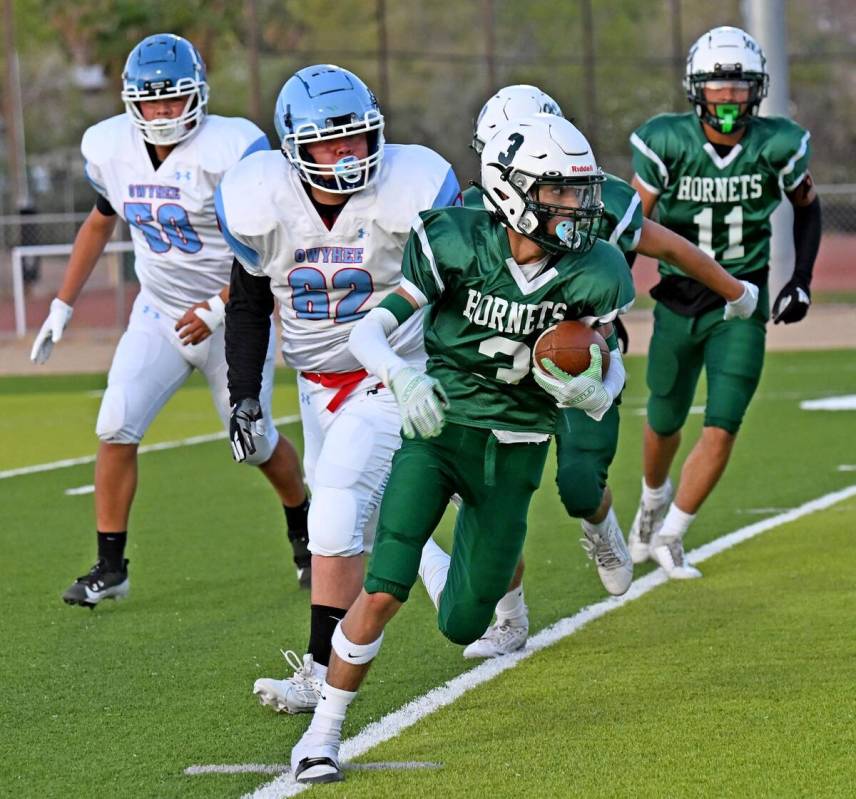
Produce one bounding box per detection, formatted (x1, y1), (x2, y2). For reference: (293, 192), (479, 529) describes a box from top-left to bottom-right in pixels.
(218, 150), (288, 237)
(81, 115), (132, 165)
(378, 144), (455, 217)
(192, 115), (269, 172)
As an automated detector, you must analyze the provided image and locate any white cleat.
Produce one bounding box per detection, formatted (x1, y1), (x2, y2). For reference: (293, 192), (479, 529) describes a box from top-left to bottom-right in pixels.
(628, 485), (672, 564)
(580, 511), (633, 596)
(463, 620), (529, 659)
(253, 650), (324, 714)
(291, 730), (343, 784)
(649, 532), (702, 580)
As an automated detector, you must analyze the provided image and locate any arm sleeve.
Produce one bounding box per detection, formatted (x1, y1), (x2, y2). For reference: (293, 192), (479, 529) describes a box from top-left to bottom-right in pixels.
(349, 303), (414, 384)
(225, 258), (274, 405)
(95, 193), (116, 216)
(791, 196), (821, 287)
(602, 179), (643, 254)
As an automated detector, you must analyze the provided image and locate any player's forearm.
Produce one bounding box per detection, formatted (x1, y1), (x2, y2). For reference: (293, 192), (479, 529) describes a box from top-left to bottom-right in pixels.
(225, 259), (273, 404)
(349, 291), (419, 383)
(56, 208), (117, 305)
(602, 346), (626, 400)
(637, 219), (743, 301)
(791, 196), (821, 287)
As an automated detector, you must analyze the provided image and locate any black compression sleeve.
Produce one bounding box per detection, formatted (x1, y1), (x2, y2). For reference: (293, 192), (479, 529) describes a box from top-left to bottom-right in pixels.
(95, 193), (116, 216)
(623, 249), (637, 270)
(792, 196), (821, 287)
(225, 258), (274, 405)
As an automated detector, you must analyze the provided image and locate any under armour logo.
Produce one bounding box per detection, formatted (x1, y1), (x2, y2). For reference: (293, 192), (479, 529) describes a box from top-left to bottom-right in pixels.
(357, 227), (368, 239)
(174, 170), (191, 181)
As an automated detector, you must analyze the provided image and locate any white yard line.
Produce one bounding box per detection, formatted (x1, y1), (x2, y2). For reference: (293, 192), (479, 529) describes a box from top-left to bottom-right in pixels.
(0, 415), (302, 480)
(186, 762), (441, 776)
(64, 485), (95, 496)
(244, 483), (856, 799)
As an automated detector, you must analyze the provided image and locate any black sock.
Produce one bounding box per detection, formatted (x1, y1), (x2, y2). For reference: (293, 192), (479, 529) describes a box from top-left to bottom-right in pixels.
(97, 531), (127, 572)
(283, 498), (310, 533)
(308, 604), (347, 667)
(284, 500), (310, 568)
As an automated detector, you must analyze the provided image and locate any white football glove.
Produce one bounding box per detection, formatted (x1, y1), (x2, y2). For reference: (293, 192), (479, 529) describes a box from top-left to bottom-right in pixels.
(532, 344), (613, 420)
(390, 367), (448, 439)
(722, 280), (759, 321)
(30, 298), (74, 364)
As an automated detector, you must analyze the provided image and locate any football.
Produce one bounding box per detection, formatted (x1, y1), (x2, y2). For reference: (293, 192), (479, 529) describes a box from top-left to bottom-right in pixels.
(533, 321), (610, 378)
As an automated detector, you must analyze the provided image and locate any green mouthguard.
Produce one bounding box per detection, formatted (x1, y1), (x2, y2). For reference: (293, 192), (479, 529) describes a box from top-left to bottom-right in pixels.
(716, 104), (740, 133)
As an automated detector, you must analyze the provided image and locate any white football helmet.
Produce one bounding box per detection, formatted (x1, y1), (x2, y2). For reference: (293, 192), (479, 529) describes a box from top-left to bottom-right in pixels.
(472, 85), (563, 153)
(684, 26), (768, 133)
(480, 114), (604, 254)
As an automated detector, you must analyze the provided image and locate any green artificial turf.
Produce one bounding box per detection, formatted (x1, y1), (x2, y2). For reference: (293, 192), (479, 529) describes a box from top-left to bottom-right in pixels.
(0, 350), (853, 798)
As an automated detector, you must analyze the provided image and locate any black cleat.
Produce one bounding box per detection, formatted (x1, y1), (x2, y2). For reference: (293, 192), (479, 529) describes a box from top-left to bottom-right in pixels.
(288, 530), (311, 589)
(62, 558), (130, 608)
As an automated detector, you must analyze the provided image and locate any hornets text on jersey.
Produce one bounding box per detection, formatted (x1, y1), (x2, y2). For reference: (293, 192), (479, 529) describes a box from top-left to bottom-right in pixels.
(400, 206), (635, 434)
(631, 112), (810, 279)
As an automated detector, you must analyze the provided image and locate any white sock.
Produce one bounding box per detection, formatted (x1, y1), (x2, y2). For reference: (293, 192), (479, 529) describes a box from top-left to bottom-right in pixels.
(495, 586), (527, 626)
(642, 476), (672, 508)
(418, 537), (450, 610)
(658, 503), (696, 540)
(307, 682), (357, 743)
(581, 506), (617, 539)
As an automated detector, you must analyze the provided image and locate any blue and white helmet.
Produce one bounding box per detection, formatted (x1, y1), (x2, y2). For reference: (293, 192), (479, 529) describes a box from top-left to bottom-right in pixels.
(121, 34), (209, 146)
(274, 65), (385, 194)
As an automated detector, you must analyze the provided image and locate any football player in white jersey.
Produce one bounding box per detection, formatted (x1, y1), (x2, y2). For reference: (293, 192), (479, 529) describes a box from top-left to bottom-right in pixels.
(29, 34), (308, 607)
(217, 64), (461, 715)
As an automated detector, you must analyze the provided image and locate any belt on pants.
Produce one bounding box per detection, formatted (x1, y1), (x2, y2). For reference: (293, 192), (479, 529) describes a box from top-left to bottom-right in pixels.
(300, 369), (382, 413)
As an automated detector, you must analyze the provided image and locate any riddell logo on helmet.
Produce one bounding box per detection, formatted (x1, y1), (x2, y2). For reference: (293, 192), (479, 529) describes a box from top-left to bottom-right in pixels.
(570, 165), (593, 173)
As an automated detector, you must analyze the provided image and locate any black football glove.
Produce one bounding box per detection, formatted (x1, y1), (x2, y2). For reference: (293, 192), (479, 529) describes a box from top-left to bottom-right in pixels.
(772, 278), (811, 325)
(230, 398), (265, 462)
(613, 316), (629, 354)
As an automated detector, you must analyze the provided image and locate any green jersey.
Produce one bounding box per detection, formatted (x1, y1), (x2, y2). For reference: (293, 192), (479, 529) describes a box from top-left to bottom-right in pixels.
(400, 207), (635, 434)
(462, 175), (643, 254)
(631, 112), (811, 279)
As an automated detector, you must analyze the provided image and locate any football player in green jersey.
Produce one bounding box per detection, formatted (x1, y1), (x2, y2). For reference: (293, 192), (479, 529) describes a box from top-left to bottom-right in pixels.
(628, 26), (821, 578)
(457, 85), (760, 658)
(289, 114), (633, 784)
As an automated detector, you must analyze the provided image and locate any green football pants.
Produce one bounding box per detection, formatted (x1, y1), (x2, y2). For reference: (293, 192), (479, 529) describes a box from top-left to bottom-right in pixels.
(554, 402), (620, 519)
(365, 422), (549, 645)
(646, 287), (769, 436)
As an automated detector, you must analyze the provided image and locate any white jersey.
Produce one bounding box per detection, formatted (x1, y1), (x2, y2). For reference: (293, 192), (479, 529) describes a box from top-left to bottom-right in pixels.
(82, 114), (269, 319)
(216, 144), (461, 373)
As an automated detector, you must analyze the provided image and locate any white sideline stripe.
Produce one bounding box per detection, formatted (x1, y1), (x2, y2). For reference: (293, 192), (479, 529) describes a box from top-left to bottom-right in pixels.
(64, 484), (95, 496)
(633, 405), (704, 417)
(838, 465), (856, 472)
(186, 762), (441, 776)
(245, 483), (856, 799)
(800, 395), (856, 411)
(0, 414), (302, 480)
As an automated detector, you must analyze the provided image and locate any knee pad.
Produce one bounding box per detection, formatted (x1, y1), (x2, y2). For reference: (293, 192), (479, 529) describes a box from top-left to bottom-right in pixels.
(331, 621), (384, 665)
(307, 486), (365, 557)
(95, 385), (139, 444)
(556, 458), (603, 519)
(242, 428), (277, 466)
(438, 601), (496, 646)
